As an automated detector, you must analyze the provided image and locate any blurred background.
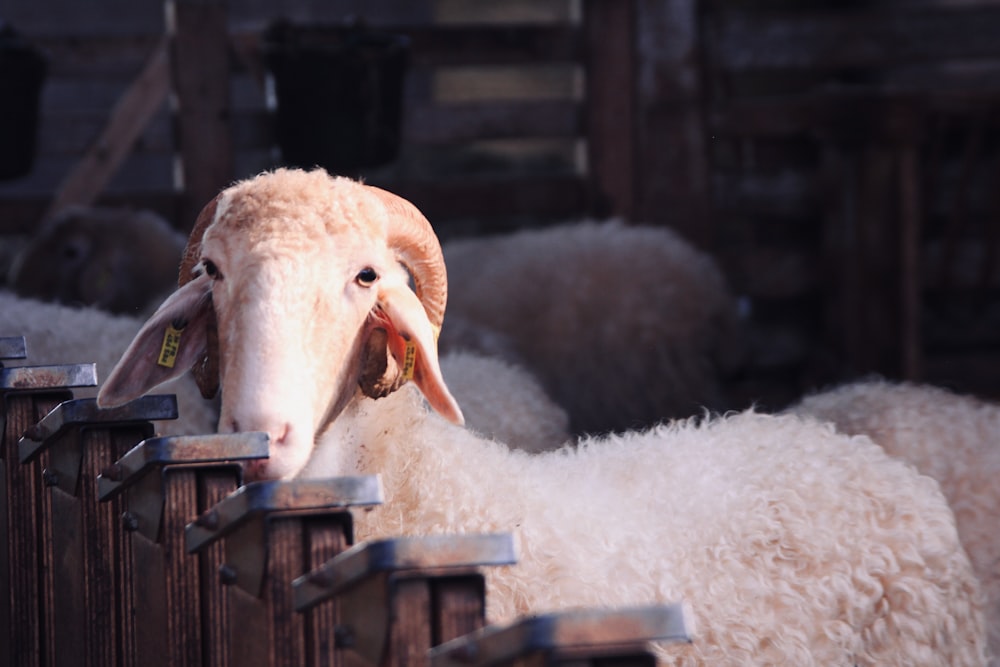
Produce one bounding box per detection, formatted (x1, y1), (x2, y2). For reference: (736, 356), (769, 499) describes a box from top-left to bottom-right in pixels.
(1, 0), (999, 412)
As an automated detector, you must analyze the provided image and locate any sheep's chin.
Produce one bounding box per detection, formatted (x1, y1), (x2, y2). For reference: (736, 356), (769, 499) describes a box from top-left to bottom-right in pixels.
(243, 439), (316, 481)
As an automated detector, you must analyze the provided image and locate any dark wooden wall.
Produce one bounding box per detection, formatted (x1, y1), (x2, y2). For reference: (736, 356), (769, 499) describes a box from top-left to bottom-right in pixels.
(1, 0), (999, 408)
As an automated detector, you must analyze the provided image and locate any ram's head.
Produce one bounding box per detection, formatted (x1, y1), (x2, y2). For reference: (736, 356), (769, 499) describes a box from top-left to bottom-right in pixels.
(98, 168), (463, 480)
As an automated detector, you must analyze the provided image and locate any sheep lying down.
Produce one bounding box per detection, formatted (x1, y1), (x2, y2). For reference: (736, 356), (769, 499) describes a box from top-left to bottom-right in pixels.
(96, 168), (988, 665)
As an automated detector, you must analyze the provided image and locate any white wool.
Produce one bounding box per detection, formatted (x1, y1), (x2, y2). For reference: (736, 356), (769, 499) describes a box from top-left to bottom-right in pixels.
(791, 378), (1000, 665)
(440, 351), (570, 453)
(440, 220), (746, 436)
(303, 385), (987, 666)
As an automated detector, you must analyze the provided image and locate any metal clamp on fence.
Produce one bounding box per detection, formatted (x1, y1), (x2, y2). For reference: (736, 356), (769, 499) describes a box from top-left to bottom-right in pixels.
(186, 477), (384, 596)
(430, 605), (692, 667)
(294, 533), (517, 667)
(186, 477), (384, 667)
(97, 432), (270, 540)
(17, 395), (178, 492)
(0, 336), (27, 361)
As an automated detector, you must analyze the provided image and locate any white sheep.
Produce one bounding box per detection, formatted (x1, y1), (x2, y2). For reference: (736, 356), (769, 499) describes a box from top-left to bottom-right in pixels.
(440, 351), (570, 453)
(306, 382), (987, 665)
(0, 290), (217, 436)
(96, 168), (987, 664)
(439, 220), (745, 436)
(7, 205), (186, 316)
(789, 378), (1000, 664)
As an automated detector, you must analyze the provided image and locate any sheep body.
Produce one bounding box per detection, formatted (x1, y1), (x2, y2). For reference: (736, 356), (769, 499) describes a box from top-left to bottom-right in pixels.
(790, 378), (1000, 664)
(0, 290), (217, 436)
(440, 221), (745, 435)
(440, 351), (570, 452)
(8, 205), (186, 315)
(307, 385), (987, 666)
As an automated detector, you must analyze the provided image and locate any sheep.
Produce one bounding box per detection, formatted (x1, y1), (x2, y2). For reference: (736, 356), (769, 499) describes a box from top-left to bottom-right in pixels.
(0, 290), (217, 436)
(440, 351), (570, 453)
(97, 168), (986, 664)
(789, 378), (1000, 664)
(7, 205), (186, 316)
(301, 381), (988, 665)
(439, 220), (746, 436)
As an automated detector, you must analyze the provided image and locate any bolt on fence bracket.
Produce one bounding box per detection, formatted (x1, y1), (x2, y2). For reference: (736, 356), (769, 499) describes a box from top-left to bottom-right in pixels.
(96, 432), (270, 541)
(430, 605), (693, 667)
(185, 476), (384, 596)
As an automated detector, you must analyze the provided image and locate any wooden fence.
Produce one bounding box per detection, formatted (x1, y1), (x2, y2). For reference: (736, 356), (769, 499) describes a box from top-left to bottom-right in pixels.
(0, 334), (690, 666)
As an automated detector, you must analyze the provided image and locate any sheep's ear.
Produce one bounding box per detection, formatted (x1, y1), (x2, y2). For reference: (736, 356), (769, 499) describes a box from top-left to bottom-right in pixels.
(97, 274), (214, 408)
(371, 283), (464, 425)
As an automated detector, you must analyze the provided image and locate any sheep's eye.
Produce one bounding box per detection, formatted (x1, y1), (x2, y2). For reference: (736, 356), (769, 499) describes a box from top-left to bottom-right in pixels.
(356, 267), (378, 287)
(202, 259), (221, 280)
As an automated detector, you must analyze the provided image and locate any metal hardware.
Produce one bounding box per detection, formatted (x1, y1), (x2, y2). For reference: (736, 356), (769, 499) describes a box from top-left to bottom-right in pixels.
(185, 477), (383, 596)
(95, 432), (269, 542)
(18, 395), (178, 463)
(0, 363), (96, 393)
(429, 605), (692, 667)
(293, 533), (517, 612)
(0, 336), (27, 361)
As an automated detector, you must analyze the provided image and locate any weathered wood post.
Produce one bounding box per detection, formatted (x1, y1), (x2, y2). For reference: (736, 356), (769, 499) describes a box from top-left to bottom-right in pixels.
(18, 395), (179, 667)
(97, 432), (270, 667)
(0, 336), (97, 667)
(186, 478), (383, 667)
(293, 534), (518, 667)
(430, 606), (691, 667)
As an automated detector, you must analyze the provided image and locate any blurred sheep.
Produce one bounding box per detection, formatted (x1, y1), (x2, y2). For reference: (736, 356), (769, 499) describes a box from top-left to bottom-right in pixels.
(7, 205), (185, 315)
(439, 220), (746, 436)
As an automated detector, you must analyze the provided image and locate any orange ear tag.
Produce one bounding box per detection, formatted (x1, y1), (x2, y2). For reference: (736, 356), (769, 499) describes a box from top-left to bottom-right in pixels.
(157, 324), (183, 368)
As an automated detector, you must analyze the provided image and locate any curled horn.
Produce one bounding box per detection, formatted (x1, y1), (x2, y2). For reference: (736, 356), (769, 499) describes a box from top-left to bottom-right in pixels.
(357, 186), (447, 399)
(178, 194), (223, 399)
(364, 185), (448, 328)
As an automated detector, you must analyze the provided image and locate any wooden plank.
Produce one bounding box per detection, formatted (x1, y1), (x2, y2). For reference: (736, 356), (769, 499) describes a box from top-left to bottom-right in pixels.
(168, 0), (234, 232)
(43, 38), (170, 219)
(408, 24), (582, 66)
(632, 0), (712, 246)
(32, 34), (162, 77)
(406, 100), (582, 143)
(711, 6), (1000, 72)
(583, 0), (637, 219)
(381, 175), (589, 223)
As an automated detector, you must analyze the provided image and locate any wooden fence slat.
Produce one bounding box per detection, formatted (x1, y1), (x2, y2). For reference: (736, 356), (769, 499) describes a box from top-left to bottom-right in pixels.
(711, 6), (1000, 72)
(43, 38), (170, 219)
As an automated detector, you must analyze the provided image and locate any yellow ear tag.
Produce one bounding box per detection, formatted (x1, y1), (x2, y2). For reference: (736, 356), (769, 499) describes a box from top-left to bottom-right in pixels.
(402, 341), (417, 381)
(157, 324), (183, 368)
(401, 325), (440, 382)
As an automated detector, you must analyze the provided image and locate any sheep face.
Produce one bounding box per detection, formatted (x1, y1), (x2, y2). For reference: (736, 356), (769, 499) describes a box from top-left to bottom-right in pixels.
(98, 169), (463, 480)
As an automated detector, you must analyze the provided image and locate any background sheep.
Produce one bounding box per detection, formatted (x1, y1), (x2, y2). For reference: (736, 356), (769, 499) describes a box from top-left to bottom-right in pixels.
(7, 205), (186, 315)
(789, 378), (1000, 664)
(441, 350), (570, 453)
(0, 290), (217, 436)
(303, 383), (987, 665)
(439, 220), (746, 436)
